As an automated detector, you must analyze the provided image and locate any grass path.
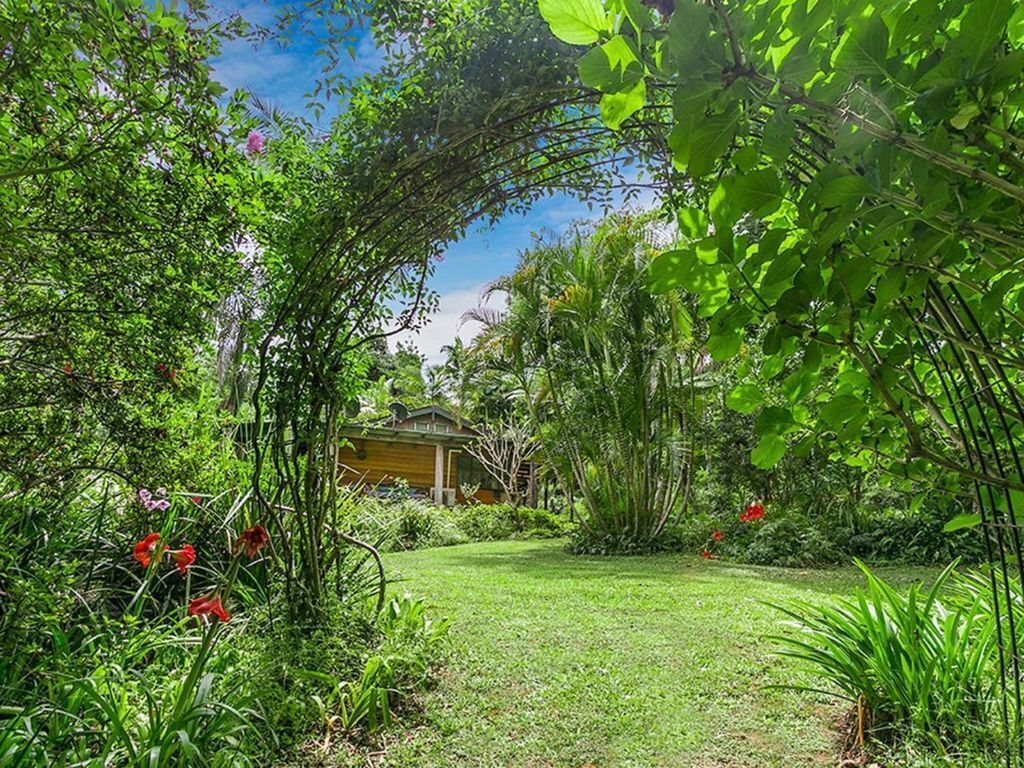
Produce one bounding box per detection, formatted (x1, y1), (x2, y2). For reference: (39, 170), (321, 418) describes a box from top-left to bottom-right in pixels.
(368, 540), (932, 768)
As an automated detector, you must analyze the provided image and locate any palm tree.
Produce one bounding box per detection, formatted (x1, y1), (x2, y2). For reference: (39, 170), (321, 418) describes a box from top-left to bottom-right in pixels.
(467, 215), (703, 549)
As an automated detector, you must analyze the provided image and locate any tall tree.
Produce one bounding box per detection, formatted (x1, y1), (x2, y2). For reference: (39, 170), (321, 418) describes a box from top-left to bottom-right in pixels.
(472, 215), (701, 548)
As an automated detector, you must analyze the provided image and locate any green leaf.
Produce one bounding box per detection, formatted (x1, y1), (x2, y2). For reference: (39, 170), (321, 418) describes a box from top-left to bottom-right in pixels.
(756, 405), (797, 435)
(943, 513), (982, 533)
(751, 434), (787, 469)
(818, 174), (872, 207)
(708, 328), (742, 361)
(664, 0), (712, 71)
(726, 383), (764, 414)
(539, 0), (608, 45)
(832, 13), (889, 76)
(577, 35), (644, 93)
(686, 110), (740, 177)
(599, 78), (646, 130)
(710, 169), (784, 229)
(761, 109), (796, 164)
(647, 247), (697, 292)
(958, 0), (1012, 76)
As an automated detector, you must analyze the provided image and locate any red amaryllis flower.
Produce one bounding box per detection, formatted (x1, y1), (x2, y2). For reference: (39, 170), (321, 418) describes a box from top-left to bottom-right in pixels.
(740, 503), (765, 523)
(701, 550), (713, 559)
(190, 495), (202, 505)
(62, 362), (73, 374)
(133, 533), (165, 568)
(169, 545), (195, 576)
(188, 593), (230, 622)
(235, 525), (269, 559)
(712, 530), (724, 542)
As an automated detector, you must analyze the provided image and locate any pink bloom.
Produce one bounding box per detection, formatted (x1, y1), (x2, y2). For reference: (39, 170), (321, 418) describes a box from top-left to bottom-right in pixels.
(139, 488), (152, 503)
(156, 487), (166, 496)
(246, 131), (263, 155)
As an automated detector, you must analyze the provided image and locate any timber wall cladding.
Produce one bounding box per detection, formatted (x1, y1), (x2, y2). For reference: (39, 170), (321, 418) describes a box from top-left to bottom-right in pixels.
(338, 438), (437, 490)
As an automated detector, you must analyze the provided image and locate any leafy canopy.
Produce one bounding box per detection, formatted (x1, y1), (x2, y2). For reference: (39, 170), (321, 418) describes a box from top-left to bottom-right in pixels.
(540, 0), (1024, 517)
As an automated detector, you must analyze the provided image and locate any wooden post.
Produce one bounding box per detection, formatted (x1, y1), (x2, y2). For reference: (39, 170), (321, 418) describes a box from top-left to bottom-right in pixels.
(434, 444), (444, 505)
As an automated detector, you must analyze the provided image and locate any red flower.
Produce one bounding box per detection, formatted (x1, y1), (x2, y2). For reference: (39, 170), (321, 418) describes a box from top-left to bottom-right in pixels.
(169, 545), (195, 576)
(712, 530), (724, 542)
(701, 550), (713, 559)
(188, 593), (230, 622)
(740, 503), (765, 523)
(133, 533), (165, 568)
(235, 525), (269, 559)
(62, 362), (73, 374)
(190, 495), (202, 505)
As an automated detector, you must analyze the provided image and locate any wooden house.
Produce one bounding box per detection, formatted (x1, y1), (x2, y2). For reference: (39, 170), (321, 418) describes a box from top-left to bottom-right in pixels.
(337, 405), (537, 506)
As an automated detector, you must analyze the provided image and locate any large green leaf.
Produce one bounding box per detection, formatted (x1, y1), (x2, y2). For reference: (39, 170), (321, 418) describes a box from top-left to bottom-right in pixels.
(710, 169), (784, 229)
(943, 513), (981, 533)
(600, 78), (646, 130)
(832, 13), (889, 76)
(664, 0), (712, 71)
(685, 110), (740, 177)
(958, 0), (1013, 76)
(818, 174), (872, 208)
(538, 0), (608, 44)
(577, 35), (644, 93)
(751, 434), (787, 469)
(726, 383), (764, 414)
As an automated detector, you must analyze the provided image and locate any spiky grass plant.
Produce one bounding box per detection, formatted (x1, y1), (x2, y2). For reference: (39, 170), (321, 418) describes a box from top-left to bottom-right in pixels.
(771, 561), (1000, 754)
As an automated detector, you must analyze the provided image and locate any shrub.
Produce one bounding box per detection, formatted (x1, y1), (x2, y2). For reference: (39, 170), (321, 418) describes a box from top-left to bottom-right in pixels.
(349, 495), (569, 552)
(349, 496), (468, 552)
(734, 516), (841, 567)
(772, 561), (1001, 754)
(452, 503), (569, 542)
(666, 500), (986, 568)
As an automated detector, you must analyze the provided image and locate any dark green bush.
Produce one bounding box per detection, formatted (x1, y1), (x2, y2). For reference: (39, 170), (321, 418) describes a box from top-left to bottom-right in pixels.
(668, 500), (986, 567)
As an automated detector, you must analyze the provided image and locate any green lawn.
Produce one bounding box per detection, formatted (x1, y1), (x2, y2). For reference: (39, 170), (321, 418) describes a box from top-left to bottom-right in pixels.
(362, 540), (935, 767)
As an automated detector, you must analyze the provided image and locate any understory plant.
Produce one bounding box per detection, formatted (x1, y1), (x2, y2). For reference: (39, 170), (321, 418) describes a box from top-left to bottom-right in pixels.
(772, 562), (1001, 756)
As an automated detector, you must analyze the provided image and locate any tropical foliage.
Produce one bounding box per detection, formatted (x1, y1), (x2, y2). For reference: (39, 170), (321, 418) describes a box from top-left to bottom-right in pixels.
(470, 215), (700, 550)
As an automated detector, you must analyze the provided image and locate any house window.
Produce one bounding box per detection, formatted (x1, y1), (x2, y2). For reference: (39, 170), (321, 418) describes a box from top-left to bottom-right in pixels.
(457, 452), (500, 491)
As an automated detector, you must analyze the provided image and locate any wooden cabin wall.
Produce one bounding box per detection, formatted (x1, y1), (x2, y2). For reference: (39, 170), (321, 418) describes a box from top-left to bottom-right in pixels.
(338, 438), (437, 492)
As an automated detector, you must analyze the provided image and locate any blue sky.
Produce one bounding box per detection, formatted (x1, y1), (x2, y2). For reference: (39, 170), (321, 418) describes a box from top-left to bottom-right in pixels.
(210, 1), (637, 362)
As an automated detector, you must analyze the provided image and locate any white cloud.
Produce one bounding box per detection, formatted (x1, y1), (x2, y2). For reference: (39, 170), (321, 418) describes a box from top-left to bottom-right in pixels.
(389, 284), (505, 365)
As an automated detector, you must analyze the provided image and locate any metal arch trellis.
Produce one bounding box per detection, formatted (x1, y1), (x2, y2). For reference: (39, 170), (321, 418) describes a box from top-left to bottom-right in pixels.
(911, 284), (1024, 766)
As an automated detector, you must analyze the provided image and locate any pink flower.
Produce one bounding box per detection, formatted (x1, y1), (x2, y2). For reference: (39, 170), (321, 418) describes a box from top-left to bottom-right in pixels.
(138, 488), (152, 503)
(246, 131), (263, 155)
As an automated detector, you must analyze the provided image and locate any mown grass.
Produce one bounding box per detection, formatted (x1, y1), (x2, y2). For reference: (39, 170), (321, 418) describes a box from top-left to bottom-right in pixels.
(339, 540), (937, 767)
